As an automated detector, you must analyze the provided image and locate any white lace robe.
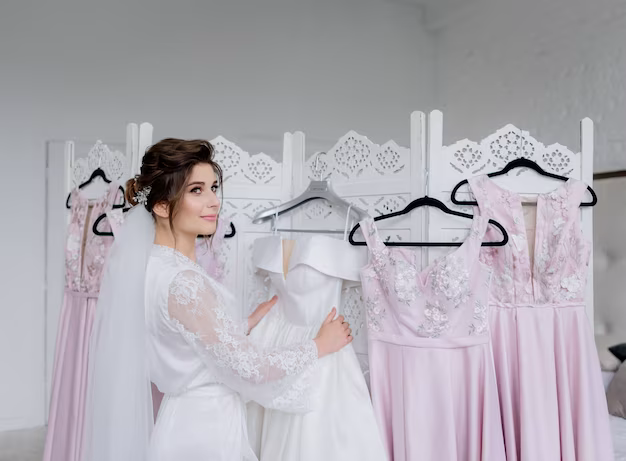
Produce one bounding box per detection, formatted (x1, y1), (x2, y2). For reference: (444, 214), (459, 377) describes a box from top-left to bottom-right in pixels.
(145, 245), (318, 461)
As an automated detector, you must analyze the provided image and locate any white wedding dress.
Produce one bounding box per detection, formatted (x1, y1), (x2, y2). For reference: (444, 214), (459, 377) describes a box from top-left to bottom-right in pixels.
(247, 234), (387, 461)
(144, 245), (319, 461)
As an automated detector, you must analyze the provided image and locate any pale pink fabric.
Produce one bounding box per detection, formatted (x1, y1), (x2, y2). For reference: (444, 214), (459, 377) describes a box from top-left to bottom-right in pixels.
(360, 215), (506, 461)
(469, 175), (613, 461)
(195, 219), (229, 282)
(43, 184), (122, 461)
(108, 211), (232, 421)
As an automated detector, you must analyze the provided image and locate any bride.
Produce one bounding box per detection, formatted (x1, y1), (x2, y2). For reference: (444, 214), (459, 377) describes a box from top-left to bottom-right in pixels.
(82, 138), (353, 461)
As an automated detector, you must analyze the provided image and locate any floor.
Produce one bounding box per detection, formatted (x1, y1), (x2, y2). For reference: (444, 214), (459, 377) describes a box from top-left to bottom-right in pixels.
(0, 427), (45, 461)
(0, 423), (623, 460)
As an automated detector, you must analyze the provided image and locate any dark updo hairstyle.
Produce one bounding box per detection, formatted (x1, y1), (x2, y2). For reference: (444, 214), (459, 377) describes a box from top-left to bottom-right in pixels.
(126, 138), (223, 233)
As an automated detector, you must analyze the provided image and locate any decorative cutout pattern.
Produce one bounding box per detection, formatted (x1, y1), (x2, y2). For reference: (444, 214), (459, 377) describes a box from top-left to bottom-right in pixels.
(220, 199), (280, 225)
(303, 201), (334, 221)
(441, 124), (581, 177)
(332, 132), (372, 179)
(306, 131), (409, 183)
(71, 141), (128, 187)
(542, 144), (574, 175)
(212, 136), (243, 182)
(484, 126), (526, 168)
(448, 140), (485, 173)
(342, 287), (365, 338)
(373, 141), (405, 175)
(244, 153), (277, 184)
(211, 136), (280, 186)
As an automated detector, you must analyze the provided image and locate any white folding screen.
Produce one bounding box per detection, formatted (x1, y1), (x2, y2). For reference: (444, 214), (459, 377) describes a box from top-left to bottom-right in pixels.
(284, 120), (424, 358)
(424, 110), (595, 320)
(43, 111), (598, 419)
(129, 111), (596, 330)
(208, 134), (293, 316)
(200, 120), (427, 323)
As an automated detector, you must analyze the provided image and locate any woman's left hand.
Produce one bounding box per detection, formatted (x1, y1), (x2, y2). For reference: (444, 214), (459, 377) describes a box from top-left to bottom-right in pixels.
(247, 295), (278, 334)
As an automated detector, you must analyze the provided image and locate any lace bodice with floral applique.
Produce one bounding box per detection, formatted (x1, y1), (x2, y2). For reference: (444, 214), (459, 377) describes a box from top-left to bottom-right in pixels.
(359, 214), (492, 339)
(65, 184), (123, 293)
(468, 175), (590, 305)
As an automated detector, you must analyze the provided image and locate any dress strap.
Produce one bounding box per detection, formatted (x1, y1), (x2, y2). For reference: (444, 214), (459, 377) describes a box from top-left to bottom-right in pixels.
(465, 214), (491, 262)
(567, 179), (590, 209)
(359, 218), (386, 252)
(106, 182), (123, 207)
(467, 175), (490, 218)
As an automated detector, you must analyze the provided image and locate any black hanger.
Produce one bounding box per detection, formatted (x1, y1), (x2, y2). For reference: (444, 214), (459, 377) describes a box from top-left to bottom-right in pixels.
(92, 209), (237, 239)
(195, 223), (237, 240)
(348, 195), (508, 247)
(92, 207), (130, 237)
(450, 158), (597, 207)
(65, 167), (126, 209)
(224, 222), (236, 238)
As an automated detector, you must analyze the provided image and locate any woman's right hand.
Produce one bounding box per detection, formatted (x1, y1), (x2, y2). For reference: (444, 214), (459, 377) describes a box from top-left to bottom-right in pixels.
(314, 308), (352, 358)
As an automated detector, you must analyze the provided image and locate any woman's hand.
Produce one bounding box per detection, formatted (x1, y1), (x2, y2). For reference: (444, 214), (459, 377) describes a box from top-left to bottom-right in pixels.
(314, 308), (352, 358)
(247, 295), (279, 334)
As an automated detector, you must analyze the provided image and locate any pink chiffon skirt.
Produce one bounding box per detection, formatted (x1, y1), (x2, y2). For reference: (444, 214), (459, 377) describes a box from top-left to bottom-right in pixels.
(368, 333), (506, 461)
(43, 291), (97, 461)
(489, 303), (614, 461)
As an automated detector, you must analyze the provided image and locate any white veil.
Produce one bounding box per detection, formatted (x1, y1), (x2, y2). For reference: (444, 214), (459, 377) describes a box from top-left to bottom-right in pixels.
(82, 205), (155, 461)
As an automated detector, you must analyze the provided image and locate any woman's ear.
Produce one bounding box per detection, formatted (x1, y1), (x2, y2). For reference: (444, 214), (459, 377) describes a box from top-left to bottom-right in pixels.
(152, 201), (169, 219)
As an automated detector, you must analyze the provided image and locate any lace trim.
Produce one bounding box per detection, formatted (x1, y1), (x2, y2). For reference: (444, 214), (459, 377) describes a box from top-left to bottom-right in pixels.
(153, 244), (209, 276)
(169, 268), (318, 384)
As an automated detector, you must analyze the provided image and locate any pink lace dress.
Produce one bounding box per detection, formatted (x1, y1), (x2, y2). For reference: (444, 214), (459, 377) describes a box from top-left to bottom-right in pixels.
(360, 215), (506, 461)
(106, 209), (232, 420)
(43, 184), (122, 461)
(469, 175), (613, 461)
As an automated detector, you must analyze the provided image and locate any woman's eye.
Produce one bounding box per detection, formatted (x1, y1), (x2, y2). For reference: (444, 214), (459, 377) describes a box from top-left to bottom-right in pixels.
(190, 187), (202, 194)
(211, 185), (219, 193)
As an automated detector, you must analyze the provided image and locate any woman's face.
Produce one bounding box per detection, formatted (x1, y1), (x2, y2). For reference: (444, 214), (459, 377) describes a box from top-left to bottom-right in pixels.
(172, 163), (221, 237)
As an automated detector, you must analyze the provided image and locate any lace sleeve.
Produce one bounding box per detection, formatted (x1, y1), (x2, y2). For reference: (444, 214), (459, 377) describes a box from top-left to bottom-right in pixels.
(167, 269), (318, 412)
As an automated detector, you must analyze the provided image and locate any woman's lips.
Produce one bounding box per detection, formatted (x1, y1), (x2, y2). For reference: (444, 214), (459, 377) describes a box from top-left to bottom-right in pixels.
(201, 215), (217, 221)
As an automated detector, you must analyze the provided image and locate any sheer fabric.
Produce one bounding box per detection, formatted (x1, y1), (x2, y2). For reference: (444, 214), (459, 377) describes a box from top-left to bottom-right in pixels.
(145, 245), (319, 460)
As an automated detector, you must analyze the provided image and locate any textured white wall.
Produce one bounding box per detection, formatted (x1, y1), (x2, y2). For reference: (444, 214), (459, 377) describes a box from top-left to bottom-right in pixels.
(433, 0), (626, 172)
(0, 0), (432, 430)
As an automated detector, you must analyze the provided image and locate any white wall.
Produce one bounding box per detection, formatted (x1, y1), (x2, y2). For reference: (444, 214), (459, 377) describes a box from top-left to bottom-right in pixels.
(0, 0), (432, 430)
(433, 0), (626, 172)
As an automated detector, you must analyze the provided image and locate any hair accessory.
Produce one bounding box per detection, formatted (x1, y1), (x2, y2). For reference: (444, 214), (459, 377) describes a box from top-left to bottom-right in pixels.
(134, 186), (151, 206)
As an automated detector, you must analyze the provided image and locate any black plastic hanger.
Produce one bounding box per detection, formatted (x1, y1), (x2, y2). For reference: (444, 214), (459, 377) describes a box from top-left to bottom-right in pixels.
(450, 158), (597, 207)
(92, 208), (237, 239)
(348, 195), (508, 247)
(92, 207), (129, 236)
(196, 222), (236, 240)
(65, 167), (126, 209)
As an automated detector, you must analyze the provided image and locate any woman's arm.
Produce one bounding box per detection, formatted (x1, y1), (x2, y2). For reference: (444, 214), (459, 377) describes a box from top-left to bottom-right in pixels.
(167, 269), (318, 410)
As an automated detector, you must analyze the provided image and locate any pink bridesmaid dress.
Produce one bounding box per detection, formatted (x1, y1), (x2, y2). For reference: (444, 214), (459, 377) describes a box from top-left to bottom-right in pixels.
(43, 184), (122, 461)
(106, 210), (232, 421)
(468, 175), (613, 461)
(359, 215), (506, 461)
